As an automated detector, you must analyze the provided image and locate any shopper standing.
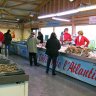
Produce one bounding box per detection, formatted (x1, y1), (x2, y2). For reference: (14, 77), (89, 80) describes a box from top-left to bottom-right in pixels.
(27, 32), (40, 66)
(0, 31), (4, 53)
(4, 29), (12, 56)
(37, 31), (43, 43)
(45, 32), (61, 75)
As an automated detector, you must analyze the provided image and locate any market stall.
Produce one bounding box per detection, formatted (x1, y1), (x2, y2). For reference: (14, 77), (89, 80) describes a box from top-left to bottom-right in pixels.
(0, 54), (29, 96)
(10, 42), (96, 86)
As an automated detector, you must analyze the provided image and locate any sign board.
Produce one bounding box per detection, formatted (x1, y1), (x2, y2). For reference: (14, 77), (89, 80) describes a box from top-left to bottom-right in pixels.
(37, 49), (96, 86)
(46, 21), (60, 27)
(89, 16), (96, 24)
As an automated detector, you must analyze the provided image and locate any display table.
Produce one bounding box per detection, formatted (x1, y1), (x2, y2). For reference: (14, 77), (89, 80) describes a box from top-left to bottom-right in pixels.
(10, 42), (96, 86)
(0, 54), (29, 96)
(0, 74), (29, 96)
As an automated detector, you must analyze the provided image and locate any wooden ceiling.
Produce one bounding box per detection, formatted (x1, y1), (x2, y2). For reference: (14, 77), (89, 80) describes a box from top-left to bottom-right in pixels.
(38, 0), (96, 26)
(1, 0), (96, 28)
(0, 0), (50, 23)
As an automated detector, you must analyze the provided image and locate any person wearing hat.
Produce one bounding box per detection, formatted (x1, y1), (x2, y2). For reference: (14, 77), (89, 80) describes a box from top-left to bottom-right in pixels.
(27, 32), (40, 66)
(75, 31), (89, 47)
(63, 28), (72, 44)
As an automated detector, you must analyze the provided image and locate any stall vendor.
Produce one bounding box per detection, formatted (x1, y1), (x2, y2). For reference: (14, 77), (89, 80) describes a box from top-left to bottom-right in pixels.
(63, 28), (72, 44)
(75, 31), (89, 47)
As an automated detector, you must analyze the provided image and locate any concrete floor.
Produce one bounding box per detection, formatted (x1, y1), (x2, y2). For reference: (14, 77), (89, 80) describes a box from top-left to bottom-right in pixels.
(9, 55), (96, 96)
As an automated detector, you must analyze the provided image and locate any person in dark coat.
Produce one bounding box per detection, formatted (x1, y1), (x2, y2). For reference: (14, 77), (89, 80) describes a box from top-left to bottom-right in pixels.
(45, 32), (61, 75)
(37, 31), (43, 43)
(4, 29), (12, 56)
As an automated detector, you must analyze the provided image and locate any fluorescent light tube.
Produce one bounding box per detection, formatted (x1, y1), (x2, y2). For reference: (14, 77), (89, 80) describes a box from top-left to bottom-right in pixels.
(52, 17), (70, 22)
(38, 4), (96, 19)
(56, 9), (78, 16)
(78, 5), (96, 11)
(38, 14), (56, 19)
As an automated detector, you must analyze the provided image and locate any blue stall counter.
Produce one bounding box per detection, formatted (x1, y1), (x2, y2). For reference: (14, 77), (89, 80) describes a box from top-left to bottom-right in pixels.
(37, 48), (96, 86)
(10, 42), (96, 86)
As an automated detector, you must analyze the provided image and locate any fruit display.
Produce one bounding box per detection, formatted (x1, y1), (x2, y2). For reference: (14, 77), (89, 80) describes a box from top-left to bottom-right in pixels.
(65, 46), (91, 57)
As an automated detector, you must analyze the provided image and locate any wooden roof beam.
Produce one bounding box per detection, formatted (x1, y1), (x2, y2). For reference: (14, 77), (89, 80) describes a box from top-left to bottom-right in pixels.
(35, 0), (51, 12)
(1, 0), (7, 7)
(3, 9), (34, 18)
(0, 7), (35, 12)
(8, 2), (27, 8)
(3, 10), (16, 17)
(8, 2), (40, 9)
(7, 0), (40, 6)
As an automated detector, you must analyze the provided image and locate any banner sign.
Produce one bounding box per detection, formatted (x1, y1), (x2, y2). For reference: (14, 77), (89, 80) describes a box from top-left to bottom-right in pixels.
(37, 50), (96, 86)
(46, 21), (60, 27)
(89, 16), (96, 24)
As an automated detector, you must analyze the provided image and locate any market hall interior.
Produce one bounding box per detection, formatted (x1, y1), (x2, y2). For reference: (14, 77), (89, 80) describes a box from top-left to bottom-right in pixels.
(0, 0), (96, 95)
(9, 55), (96, 96)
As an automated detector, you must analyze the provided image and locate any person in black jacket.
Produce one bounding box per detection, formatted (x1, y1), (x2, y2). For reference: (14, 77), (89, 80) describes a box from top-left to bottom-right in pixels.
(45, 32), (61, 75)
(37, 31), (43, 43)
(4, 29), (12, 56)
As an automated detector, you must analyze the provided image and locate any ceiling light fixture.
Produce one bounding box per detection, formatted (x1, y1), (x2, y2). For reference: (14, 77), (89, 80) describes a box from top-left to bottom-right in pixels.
(78, 4), (96, 12)
(69, 0), (74, 2)
(52, 17), (71, 22)
(38, 14), (56, 19)
(38, 4), (96, 19)
(16, 18), (20, 21)
(56, 9), (78, 16)
(29, 14), (34, 17)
